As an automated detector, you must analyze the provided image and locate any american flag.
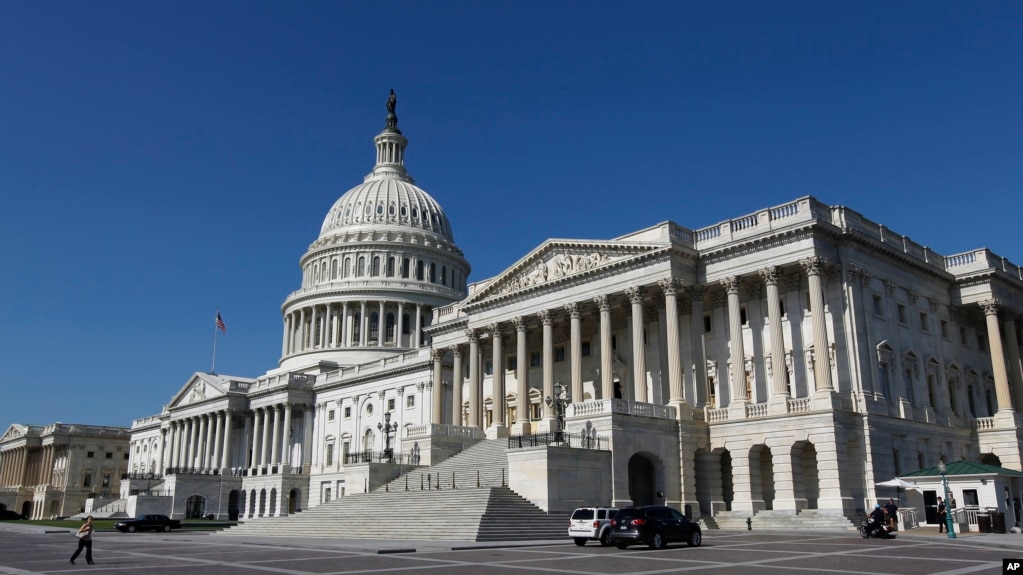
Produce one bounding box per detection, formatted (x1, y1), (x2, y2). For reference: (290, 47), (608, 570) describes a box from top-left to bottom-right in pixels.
(216, 312), (227, 334)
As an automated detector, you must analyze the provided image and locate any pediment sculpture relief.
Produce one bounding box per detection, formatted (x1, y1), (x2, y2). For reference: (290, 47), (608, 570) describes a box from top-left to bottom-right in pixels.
(496, 251), (612, 296)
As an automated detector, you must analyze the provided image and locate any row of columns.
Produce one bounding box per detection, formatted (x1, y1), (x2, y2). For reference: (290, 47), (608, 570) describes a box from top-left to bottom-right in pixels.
(432, 260), (838, 430)
(246, 403), (296, 468)
(980, 298), (1023, 415)
(165, 410), (234, 471)
(0, 444), (60, 488)
(0, 447), (29, 487)
(282, 301), (425, 356)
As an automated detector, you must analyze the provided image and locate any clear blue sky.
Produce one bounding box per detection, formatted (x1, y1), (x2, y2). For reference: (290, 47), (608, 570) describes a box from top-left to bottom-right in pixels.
(1, 1), (1020, 429)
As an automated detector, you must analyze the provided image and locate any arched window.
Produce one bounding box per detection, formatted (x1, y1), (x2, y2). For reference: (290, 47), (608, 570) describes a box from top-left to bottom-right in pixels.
(416, 260), (424, 281)
(321, 262), (327, 283)
(386, 313), (395, 342)
(386, 257), (395, 277)
(369, 312), (379, 343)
(357, 256), (366, 277)
(429, 263), (436, 283)
(331, 260), (338, 280)
(343, 258), (352, 278)
(372, 256), (381, 277)
(402, 314), (411, 335)
(402, 258), (410, 279)
(353, 313), (362, 342)
(442, 266), (447, 286)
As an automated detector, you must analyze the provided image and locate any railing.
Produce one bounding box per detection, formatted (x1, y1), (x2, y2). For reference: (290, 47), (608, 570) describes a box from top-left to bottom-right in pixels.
(974, 416), (996, 430)
(128, 489), (173, 497)
(899, 507), (919, 529)
(342, 450), (417, 465)
(393, 468), (507, 491)
(164, 467), (221, 476)
(957, 507), (977, 525)
(121, 472), (163, 481)
(567, 399), (676, 420)
(787, 397), (813, 413)
(506, 431), (609, 451)
(405, 423), (484, 440)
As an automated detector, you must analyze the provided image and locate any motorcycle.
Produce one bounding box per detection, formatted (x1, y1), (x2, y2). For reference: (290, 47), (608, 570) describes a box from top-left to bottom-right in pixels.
(859, 515), (895, 539)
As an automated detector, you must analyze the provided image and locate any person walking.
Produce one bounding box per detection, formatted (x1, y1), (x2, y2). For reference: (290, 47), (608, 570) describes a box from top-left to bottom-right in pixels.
(70, 516), (95, 565)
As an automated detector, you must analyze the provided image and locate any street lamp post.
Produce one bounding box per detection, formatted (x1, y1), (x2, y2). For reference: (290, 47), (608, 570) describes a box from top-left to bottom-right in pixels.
(939, 461), (957, 539)
(544, 382), (570, 444)
(377, 412), (398, 463)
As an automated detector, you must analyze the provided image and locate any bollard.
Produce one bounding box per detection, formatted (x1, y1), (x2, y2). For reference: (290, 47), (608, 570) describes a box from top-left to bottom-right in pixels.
(746, 516), (752, 531)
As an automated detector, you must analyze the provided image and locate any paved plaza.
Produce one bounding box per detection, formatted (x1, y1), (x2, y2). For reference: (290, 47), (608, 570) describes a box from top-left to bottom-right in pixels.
(2, 523), (1021, 575)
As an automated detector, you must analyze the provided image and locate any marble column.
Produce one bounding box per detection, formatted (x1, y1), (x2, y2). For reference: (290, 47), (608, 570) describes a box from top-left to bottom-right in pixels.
(566, 302), (583, 404)
(282, 315), (290, 357)
(397, 302), (405, 347)
(722, 276), (747, 405)
(359, 301), (368, 347)
(801, 257), (834, 391)
(211, 412), (223, 470)
(596, 294), (614, 399)
(981, 299), (1013, 412)
(260, 408), (271, 466)
(341, 302), (350, 347)
(414, 304), (423, 348)
(249, 410), (261, 468)
(688, 286), (707, 406)
(660, 279), (685, 409)
(467, 329), (481, 429)
(183, 418), (195, 469)
(451, 345), (464, 426)
(490, 323), (507, 435)
(432, 349), (445, 424)
(204, 415), (215, 469)
(270, 405), (282, 465)
(1003, 315), (1023, 411)
(760, 267), (789, 398)
(539, 309), (555, 428)
(626, 287), (647, 402)
(281, 403), (293, 469)
(221, 412), (233, 469)
(513, 317), (530, 434)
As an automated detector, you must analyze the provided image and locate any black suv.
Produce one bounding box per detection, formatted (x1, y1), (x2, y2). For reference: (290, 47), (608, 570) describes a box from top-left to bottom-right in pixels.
(610, 506), (702, 550)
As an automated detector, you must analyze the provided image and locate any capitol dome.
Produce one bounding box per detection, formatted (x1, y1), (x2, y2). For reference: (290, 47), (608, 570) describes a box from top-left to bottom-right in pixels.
(279, 90), (471, 371)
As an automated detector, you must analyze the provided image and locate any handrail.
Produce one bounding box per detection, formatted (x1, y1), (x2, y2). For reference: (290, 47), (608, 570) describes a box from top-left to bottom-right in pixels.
(506, 431), (609, 450)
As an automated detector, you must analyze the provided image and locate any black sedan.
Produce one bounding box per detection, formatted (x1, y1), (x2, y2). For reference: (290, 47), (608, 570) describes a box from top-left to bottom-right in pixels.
(610, 506), (702, 550)
(114, 514), (182, 533)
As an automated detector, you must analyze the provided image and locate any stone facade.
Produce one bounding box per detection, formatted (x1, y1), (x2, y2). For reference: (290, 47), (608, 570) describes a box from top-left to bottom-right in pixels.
(0, 423), (130, 519)
(118, 95), (1023, 524)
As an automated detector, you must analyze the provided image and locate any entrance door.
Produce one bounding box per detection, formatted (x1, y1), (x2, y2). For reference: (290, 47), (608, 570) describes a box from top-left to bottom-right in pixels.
(923, 490), (938, 524)
(628, 455), (655, 506)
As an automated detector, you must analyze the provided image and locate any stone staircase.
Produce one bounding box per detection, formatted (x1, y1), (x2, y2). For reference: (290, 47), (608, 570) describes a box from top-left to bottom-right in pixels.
(710, 509), (859, 532)
(218, 440), (568, 541)
(72, 499), (129, 519)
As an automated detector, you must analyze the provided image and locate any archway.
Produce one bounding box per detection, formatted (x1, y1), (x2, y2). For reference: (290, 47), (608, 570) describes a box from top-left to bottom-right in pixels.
(50, 500), (60, 518)
(981, 453), (1002, 466)
(269, 488), (278, 516)
(185, 495), (206, 519)
(248, 489), (257, 518)
(228, 490), (240, 521)
(792, 442), (820, 510)
(20, 501), (32, 519)
(749, 444), (775, 511)
(289, 488), (301, 513)
(720, 450), (734, 511)
(627, 454), (656, 506)
(258, 489), (267, 517)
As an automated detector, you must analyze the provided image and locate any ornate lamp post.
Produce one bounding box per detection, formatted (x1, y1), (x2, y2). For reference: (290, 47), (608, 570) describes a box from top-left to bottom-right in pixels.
(377, 412), (398, 463)
(939, 461), (957, 539)
(544, 381), (570, 443)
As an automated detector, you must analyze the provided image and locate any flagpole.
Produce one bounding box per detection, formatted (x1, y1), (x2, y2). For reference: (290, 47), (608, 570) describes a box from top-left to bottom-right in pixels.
(212, 307), (220, 374)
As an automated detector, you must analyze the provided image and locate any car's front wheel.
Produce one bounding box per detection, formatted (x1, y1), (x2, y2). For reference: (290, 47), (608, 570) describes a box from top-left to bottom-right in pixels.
(687, 530), (702, 547)
(127, 525), (136, 533)
(573, 538), (587, 546)
(648, 532), (665, 550)
(162, 525), (171, 532)
(599, 529), (613, 547)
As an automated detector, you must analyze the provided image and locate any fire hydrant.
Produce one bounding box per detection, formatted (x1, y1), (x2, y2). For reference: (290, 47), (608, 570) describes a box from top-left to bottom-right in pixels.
(746, 516), (753, 531)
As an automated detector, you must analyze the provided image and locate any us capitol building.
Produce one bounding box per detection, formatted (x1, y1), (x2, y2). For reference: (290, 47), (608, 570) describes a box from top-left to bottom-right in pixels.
(5, 93), (1023, 529)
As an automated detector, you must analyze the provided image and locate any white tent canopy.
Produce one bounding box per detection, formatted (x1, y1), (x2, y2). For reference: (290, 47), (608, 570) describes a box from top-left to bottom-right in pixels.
(875, 478), (920, 490)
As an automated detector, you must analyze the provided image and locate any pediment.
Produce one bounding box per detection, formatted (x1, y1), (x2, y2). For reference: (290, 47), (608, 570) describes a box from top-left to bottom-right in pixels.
(167, 373), (230, 409)
(464, 239), (666, 305)
(0, 424), (28, 443)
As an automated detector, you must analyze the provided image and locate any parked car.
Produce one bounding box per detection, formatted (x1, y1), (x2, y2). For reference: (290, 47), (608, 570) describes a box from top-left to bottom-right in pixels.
(0, 510), (26, 520)
(610, 506), (702, 550)
(568, 507), (619, 546)
(114, 514), (182, 533)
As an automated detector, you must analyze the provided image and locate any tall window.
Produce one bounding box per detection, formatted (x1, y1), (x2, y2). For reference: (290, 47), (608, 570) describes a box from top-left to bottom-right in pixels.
(372, 256), (381, 276)
(357, 256), (366, 277)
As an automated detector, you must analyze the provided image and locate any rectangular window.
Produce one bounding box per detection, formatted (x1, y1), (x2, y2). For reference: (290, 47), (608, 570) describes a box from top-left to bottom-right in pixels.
(406, 395), (415, 408)
(507, 357), (517, 371)
(872, 294), (883, 316)
(387, 398), (396, 411)
(897, 304), (907, 324)
(83, 473), (93, 488)
(530, 403), (542, 420)
(325, 444), (334, 466)
(530, 352), (541, 367)
(323, 486), (332, 504)
(779, 298), (786, 317)
(105, 452), (112, 459)
(344, 406), (352, 418)
(328, 409), (335, 422)
(940, 320), (949, 339)
(485, 360), (493, 375)
(87, 451), (94, 458)
(704, 315), (712, 333)
(960, 327), (968, 346)
(581, 341), (591, 357)
(920, 312), (929, 333)
(102, 474), (111, 487)
(740, 306), (748, 325)
(555, 347), (566, 362)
